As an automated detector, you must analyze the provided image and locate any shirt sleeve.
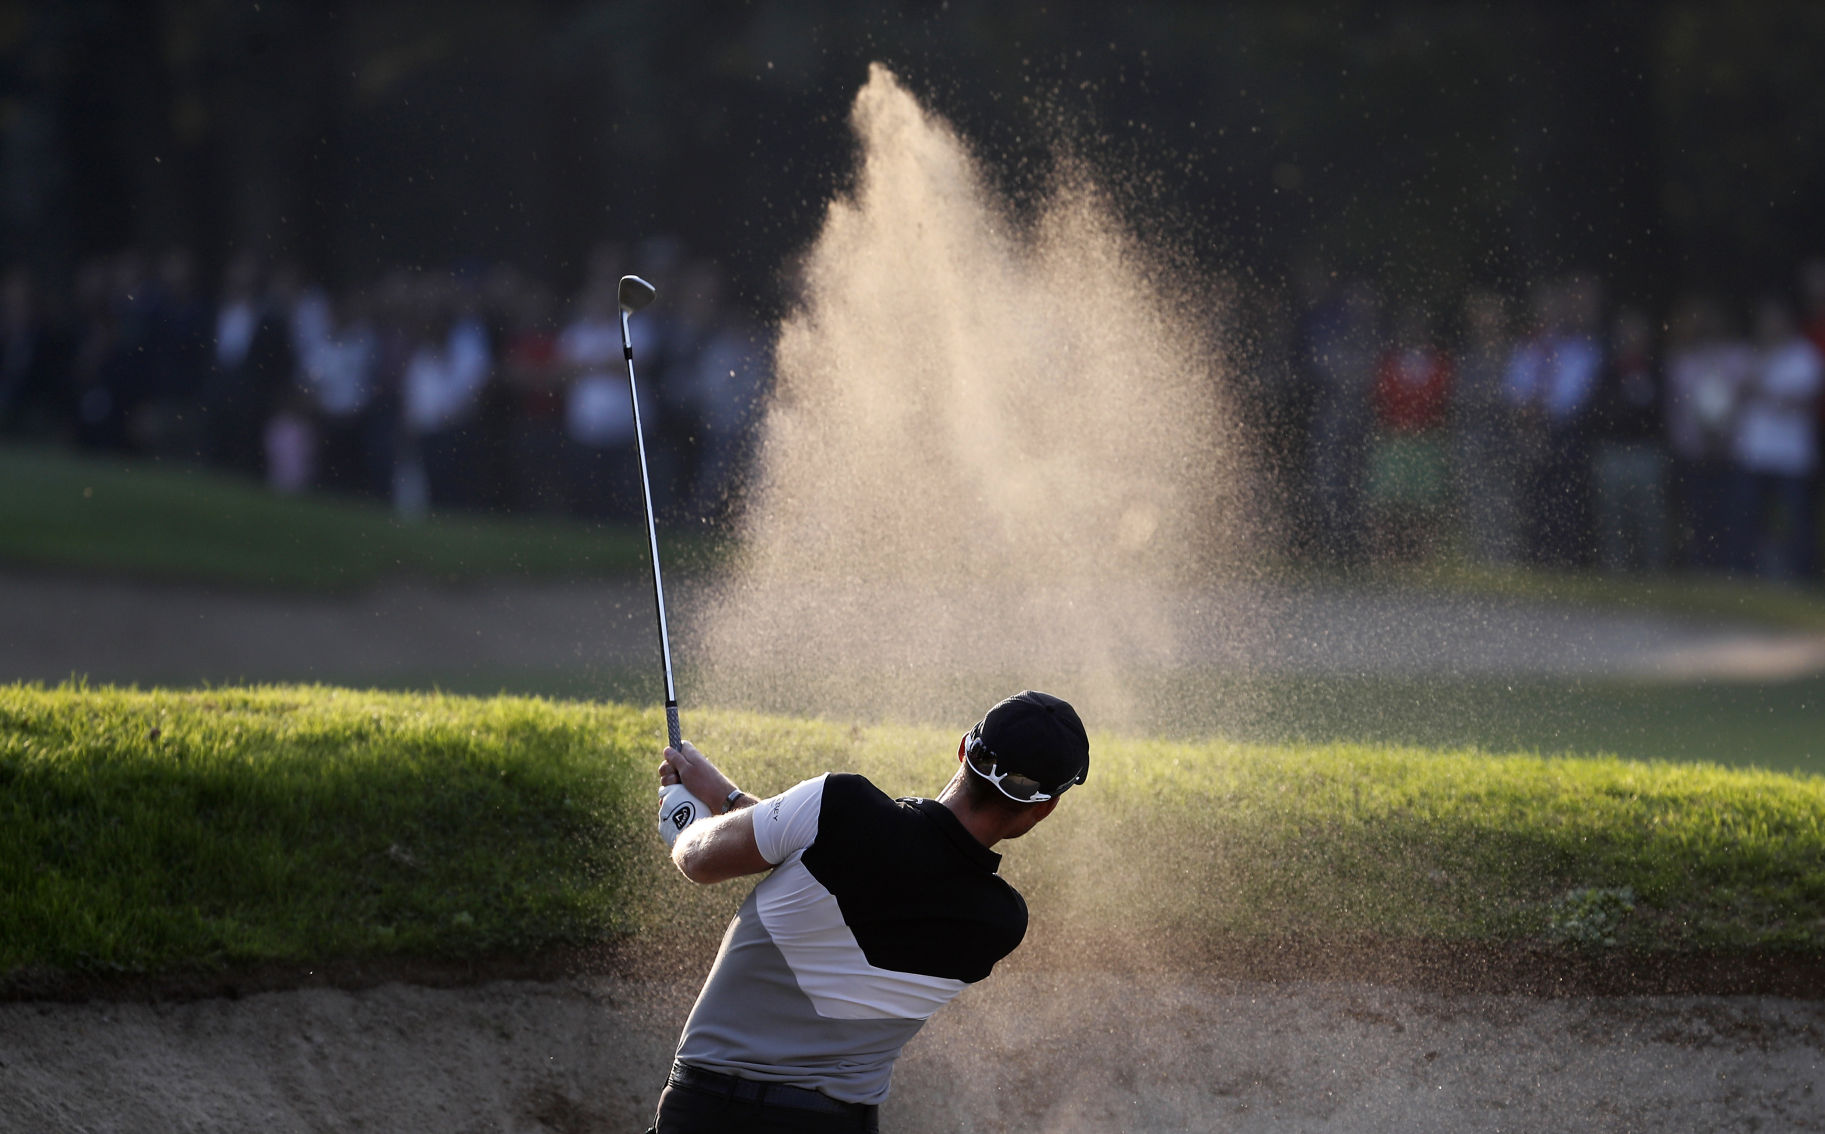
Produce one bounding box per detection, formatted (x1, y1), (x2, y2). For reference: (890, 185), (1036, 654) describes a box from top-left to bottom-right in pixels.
(751, 773), (828, 865)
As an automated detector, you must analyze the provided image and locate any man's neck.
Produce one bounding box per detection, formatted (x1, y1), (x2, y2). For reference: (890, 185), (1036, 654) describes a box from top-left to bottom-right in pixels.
(936, 769), (1004, 849)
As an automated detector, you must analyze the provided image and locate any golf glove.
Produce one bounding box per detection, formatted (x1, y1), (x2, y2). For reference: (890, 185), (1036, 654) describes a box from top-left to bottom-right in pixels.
(658, 783), (709, 849)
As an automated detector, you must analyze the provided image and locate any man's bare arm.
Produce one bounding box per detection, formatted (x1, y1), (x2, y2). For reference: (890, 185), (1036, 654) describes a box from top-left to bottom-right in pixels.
(672, 800), (771, 883)
(661, 741), (773, 884)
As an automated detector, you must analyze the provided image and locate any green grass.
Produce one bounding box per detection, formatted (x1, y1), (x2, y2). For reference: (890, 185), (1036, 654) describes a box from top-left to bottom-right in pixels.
(1052, 737), (1825, 951)
(1167, 672), (1825, 777)
(4, 683), (1822, 988)
(0, 444), (658, 590)
(0, 684), (655, 980)
(1401, 560), (1825, 632)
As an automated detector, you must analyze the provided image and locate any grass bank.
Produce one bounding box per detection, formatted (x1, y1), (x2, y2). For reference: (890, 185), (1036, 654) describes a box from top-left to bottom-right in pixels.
(3, 684), (1822, 990)
(0, 445), (655, 590)
(1179, 671), (1825, 777)
(1410, 560), (1825, 632)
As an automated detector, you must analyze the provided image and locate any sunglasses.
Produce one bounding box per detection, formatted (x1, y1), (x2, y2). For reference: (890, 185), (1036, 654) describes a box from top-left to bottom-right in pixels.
(964, 730), (1084, 803)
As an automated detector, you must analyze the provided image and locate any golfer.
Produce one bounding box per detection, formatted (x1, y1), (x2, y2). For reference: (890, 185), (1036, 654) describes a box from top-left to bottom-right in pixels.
(643, 690), (1089, 1133)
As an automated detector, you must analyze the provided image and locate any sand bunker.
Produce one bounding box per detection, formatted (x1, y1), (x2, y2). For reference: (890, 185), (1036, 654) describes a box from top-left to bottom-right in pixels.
(2, 972), (1820, 1132)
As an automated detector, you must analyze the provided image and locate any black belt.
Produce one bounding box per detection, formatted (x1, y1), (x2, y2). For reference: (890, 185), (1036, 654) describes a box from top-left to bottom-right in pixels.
(667, 1061), (875, 1119)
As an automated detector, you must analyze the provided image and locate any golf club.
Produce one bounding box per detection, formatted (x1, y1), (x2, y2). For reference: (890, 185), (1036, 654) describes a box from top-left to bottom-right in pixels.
(617, 274), (681, 751)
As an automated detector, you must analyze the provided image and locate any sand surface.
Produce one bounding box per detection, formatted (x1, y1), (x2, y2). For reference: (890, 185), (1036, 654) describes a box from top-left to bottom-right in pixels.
(2, 972), (1821, 1133)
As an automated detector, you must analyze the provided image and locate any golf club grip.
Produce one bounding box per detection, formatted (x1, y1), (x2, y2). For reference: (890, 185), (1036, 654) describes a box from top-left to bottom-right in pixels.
(666, 701), (681, 751)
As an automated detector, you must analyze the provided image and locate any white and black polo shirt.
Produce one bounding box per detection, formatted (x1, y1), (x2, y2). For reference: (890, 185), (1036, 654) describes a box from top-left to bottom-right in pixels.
(672, 773), (1028, 1105)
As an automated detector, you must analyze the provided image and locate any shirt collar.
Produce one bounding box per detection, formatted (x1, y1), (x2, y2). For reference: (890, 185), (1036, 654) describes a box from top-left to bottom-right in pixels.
(905, 797), (1003, 873)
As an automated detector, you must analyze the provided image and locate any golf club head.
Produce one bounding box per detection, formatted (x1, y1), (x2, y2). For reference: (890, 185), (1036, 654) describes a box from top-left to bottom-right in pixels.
(619, 275), (658, 313)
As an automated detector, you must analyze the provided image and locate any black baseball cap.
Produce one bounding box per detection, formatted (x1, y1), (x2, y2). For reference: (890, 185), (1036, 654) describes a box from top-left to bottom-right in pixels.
(964, 691), (1090, 803)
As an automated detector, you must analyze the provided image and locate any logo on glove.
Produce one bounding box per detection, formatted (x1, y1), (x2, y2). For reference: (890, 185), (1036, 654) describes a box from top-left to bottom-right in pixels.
(669, 800), (697, 830)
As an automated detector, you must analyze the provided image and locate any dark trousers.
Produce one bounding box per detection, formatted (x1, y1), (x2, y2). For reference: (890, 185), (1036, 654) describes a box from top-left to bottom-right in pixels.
(647, 1064), (880, 1134)
(1729, 468), (1819, 579)
(1524, 426), (1592, 568)
(1674, 457), (1735, 570)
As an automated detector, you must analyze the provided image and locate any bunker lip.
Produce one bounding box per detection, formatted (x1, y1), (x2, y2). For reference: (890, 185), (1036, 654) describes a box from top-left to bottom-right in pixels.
(1014, 930), (1825, 1000)
(8, 935), (1823, 1005)
(0, 941), (636, 1006)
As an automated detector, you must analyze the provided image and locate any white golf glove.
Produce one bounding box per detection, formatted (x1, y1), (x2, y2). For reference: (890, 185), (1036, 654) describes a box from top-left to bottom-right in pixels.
(658, 783), (710, 849)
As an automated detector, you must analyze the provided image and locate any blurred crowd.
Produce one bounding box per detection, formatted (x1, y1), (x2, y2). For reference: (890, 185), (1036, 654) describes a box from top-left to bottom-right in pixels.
(0, 240), (767, 525)
(1262, 265), (1825, 582)
(3, 243), (1822, 584)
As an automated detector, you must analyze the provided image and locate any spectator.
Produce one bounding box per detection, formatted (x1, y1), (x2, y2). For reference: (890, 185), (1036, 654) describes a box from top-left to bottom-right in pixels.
(1508, 275), (1603, 568)
(362, 269), (418, 500)
(272, 261), (334, 370)
(400, 294), (491, 512)
(471, 266), (532, 514)
(1798, 259), (1825, 574)
(1799, 258), (1825, 362)
(558, 283), (648, 521)
(264, 388), (316, 495)
(1500, 281), (1555, 563)
(1367, 303), (1454, 561)
(68, 256), (133, 452)
(1450, 289), (1521, 565)
(444, 285), (496, 510)
(498, 283), (568, 513)
(1663, 297), (1752, 571)
(141, 247), (212, 460)
(1589, 305), (1668, 572)
(1730, 297), (1822, 578)
(0, 266), (74, 439)
(109, 251), (164, 451)
(1305, 278), (1381, 566)
(1278, 262), (1338, 559)
(300, 291), (379, 496)
(671, 260), (764, 523)
(628, 243), (688, 514)
(202, 254), (293, 477)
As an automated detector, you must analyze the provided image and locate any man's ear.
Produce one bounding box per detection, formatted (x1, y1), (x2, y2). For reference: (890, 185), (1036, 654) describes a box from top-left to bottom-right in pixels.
(1002, 794), (1060, 840)
(957, 735), (967, 764)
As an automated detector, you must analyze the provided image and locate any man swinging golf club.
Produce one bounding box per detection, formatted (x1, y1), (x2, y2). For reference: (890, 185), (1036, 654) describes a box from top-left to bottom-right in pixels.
(645, 690), (1090, 1133)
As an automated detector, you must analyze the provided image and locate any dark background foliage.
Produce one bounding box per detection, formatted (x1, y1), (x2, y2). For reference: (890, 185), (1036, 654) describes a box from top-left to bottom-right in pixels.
(5, 1), (1823, 312)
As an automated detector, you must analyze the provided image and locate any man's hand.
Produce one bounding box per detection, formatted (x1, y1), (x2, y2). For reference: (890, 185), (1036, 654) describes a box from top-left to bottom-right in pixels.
(657, 782), (709, 849)
(657, 741), (771, 884)
(659, 741), (740, 810)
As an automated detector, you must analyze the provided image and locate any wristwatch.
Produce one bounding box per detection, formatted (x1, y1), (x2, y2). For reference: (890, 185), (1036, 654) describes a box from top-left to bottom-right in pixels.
(723, 788), (744, 814)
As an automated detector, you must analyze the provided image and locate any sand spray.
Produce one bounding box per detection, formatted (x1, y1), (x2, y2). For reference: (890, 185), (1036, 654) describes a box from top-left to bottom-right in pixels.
(692, 64), (1254, 734)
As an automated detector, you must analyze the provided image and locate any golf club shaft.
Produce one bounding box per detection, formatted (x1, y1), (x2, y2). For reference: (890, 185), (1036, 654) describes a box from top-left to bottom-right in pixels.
(620, 308), (681, 751)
